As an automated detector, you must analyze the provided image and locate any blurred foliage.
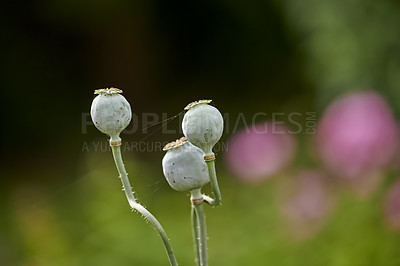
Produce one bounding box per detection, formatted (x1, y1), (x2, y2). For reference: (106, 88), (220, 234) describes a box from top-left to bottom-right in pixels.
(277, 0), (400, 113)
(1, 0), (400, 265)
(1, 152), (400, 265)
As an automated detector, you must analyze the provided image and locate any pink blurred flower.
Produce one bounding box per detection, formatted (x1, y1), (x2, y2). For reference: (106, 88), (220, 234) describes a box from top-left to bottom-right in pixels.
(280, 170), (335, 239)
(225, 121), (296, 182)
(384, 179), (400, 231)
(316, 91), (399, 180)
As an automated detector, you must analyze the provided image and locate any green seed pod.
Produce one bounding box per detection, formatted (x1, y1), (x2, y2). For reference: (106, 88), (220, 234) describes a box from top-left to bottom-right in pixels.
(162, 137), (210, 192)
(182, 100), (224, 156)
(90, 88), (132, 144)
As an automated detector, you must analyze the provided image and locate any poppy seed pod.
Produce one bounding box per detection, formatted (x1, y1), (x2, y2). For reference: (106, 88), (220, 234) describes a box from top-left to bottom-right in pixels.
(162, 137), (210, 192)
(90, 88), (132, 144)
(182, 100), (224, 156)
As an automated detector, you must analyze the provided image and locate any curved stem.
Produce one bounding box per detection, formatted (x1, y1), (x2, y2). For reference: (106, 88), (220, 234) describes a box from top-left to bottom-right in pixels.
(191, 205), (200, 266)
(203, 159), (222, 207)
(111, 145), (178, 266)
(193, 202), (208, 266)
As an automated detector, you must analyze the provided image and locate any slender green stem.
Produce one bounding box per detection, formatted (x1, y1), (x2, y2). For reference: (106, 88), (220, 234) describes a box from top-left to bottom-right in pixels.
(193, 202), (208, 266)
(111, 145), (178, 266)
(203, 159), (222, 207)
(191, 205), (201, 266)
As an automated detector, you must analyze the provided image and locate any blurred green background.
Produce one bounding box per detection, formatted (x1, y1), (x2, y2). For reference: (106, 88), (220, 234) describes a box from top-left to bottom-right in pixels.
(1, 0), (400, 265)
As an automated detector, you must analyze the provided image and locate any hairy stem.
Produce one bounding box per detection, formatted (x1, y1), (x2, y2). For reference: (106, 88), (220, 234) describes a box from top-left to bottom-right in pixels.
(193, 202), (208, 266)
(203, 159), (222, 207)
(111, 145), (178, 266)
(191, 205), (201, 266)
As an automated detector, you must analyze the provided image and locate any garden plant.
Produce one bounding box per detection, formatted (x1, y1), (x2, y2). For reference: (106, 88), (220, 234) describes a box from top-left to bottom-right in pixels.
(90, 88), (224, 266)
